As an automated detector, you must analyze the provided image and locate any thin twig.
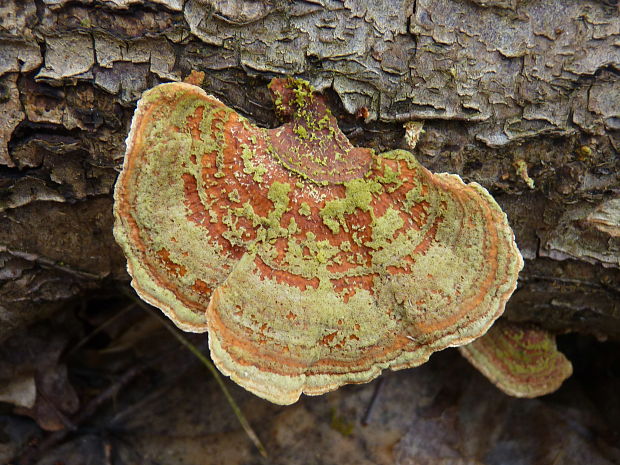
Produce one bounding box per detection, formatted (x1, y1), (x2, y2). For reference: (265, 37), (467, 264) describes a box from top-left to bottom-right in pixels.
(362, 376), (387, 426)
(65, 304), (135, 358)
(126, 291), (268, 458)
(107, 377), (177, 426)
(157, 312), (268, 458)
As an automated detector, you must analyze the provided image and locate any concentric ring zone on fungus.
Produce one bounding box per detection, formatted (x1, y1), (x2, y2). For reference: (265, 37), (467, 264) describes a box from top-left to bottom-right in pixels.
(113, 79), (524, 404)
(459, 320), (573, 398)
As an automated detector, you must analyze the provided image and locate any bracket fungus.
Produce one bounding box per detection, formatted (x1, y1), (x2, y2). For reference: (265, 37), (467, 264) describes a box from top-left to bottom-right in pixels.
(459, 320), (573, 398)
(113, 77), (523, 404)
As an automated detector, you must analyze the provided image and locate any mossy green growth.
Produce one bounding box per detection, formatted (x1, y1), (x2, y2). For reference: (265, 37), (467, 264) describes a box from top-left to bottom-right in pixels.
(366, 208), (405, 250)
(514, 159), (535, 189)
(302, 233), (340, 265)
(267, 181), (292, 218)
(299, 202), (312, 217)
(241, 145), (267, 183)
(294, 124), (308, 140)
(378, 164), (404, 192)
(228, 189), (241, 203)
(289, 78), (314, 113)
(229, 181), (292, 245)
(319, 178), (382, 234)
(269, 77), (315, 117)
(330, 408), (354, 437)
(317, 115), (330, 130)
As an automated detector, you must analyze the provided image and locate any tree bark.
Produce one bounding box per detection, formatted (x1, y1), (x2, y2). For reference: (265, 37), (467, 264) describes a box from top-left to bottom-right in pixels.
(1, 0), (619, 341)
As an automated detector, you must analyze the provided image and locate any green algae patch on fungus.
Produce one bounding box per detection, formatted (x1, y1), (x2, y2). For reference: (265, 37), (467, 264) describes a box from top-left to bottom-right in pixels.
(113, 78), (523, 405)
(459, 320), (573, 398)
(319, 178), (382, 234)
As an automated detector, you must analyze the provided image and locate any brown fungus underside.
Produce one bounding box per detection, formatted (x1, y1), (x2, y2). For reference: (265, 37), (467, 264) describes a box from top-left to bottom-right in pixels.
(113, 78), (523, 405)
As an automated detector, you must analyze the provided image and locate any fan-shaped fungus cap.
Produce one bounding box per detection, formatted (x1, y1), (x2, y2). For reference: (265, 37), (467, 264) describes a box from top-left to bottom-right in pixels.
(113, 77), (523, 404)
(459, 320), (573, 398)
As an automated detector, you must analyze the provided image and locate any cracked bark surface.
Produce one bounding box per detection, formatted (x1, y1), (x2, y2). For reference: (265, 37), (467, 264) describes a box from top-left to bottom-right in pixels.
(0, 0), (619, 341)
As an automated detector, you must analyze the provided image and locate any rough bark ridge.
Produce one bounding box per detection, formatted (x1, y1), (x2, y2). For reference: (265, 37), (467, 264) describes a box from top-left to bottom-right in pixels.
(0, 0), (619, 340)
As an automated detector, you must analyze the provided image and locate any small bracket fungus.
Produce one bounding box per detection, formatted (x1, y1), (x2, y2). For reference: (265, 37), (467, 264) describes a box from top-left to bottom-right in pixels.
(514, 159), (535, 190)
(404, 121), (425, 151)
(113, 77), (523, 404)
(459, 320), (573, 398)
